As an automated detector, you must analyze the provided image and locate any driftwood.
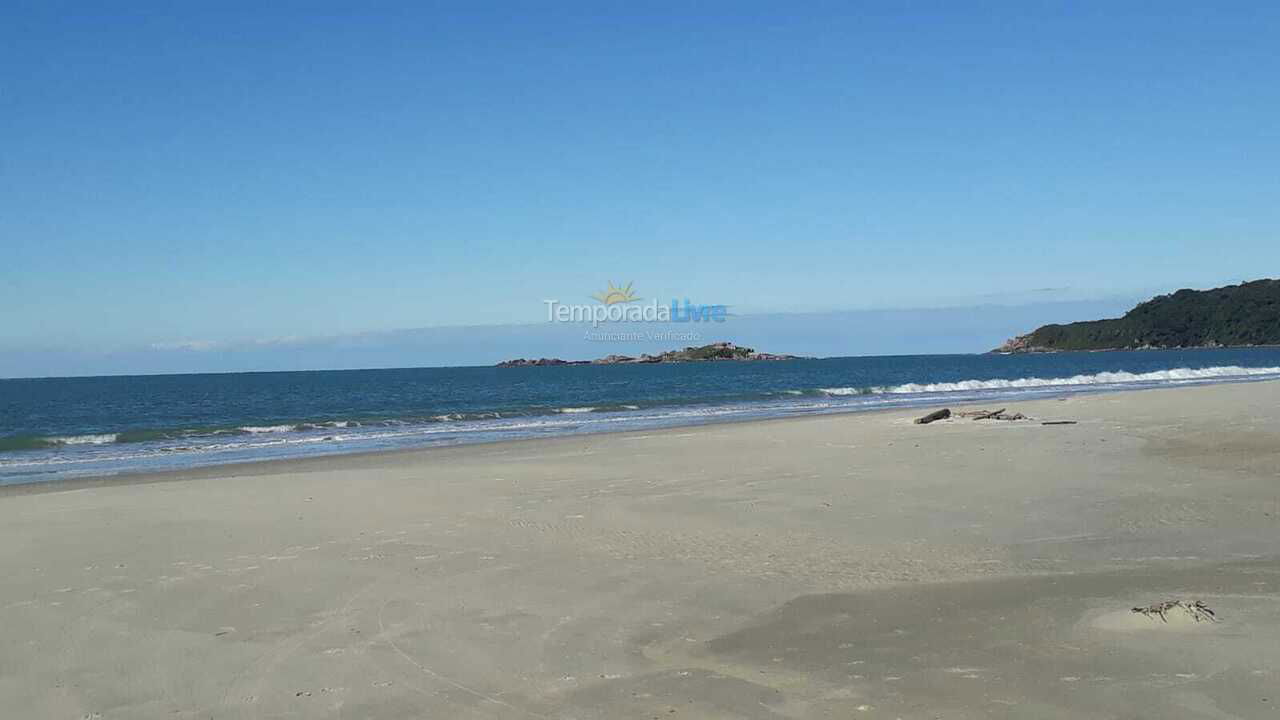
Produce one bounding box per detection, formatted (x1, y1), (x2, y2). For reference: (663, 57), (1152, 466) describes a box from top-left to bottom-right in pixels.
(956, 408), (1028, 421)
(914, 408), (951, 425)
(917, 407), (1035, 424)
(1041, 420), (1077, 426)
(1131, 599), (1218, 623)
(954, 408), (1030, 421)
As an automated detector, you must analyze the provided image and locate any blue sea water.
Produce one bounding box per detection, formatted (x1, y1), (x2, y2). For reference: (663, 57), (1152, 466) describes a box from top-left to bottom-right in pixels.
(3, 348), (1280, 486)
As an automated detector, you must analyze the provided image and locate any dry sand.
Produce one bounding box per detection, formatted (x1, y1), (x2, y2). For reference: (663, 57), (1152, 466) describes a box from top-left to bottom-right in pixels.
(2, 381), (1279, 719)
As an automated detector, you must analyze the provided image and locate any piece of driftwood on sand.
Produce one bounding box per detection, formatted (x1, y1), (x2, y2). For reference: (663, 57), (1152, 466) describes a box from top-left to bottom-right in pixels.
(914, 408), (951, 425)
(955, 408), (1029, 421)
(1131, 599), (1218, 623)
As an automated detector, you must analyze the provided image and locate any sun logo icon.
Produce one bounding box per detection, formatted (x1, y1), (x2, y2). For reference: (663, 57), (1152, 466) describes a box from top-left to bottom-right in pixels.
(592, 281), (640, 305)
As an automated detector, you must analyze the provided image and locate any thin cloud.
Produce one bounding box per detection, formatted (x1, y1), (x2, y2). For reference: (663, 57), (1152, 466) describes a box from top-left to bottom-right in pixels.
(149, 340), (221, 352)
(149, 335), (309, 352)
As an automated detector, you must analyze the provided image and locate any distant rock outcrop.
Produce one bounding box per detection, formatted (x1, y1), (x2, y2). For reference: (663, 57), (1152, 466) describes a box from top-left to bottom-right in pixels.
(497, 342), (805, 367)
(993, 334), (1050, 354)
(494, 358), (588, 367)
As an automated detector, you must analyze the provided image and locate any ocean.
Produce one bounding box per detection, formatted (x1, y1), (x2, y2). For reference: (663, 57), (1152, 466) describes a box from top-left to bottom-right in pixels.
(3, 348), (1280, 486)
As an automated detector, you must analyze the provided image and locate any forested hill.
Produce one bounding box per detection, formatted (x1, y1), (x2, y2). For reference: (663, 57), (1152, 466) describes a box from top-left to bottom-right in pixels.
(995, 279), (1280, 352)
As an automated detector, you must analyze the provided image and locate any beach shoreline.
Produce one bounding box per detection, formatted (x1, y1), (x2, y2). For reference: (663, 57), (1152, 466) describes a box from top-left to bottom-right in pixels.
(3, 375), (1275, 497)
(2, 380), (1278, 718)
(0, 394), (935, 497)
(8, 349), (1280, 488)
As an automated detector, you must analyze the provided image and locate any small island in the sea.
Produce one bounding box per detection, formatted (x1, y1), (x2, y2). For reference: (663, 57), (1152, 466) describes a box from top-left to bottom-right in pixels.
(497, 341), (805, 367)
(996, 278), (1280, 353)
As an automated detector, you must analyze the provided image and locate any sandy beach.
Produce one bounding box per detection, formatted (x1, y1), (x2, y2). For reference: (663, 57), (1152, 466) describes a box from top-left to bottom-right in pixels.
(2, 381), (1278, 719)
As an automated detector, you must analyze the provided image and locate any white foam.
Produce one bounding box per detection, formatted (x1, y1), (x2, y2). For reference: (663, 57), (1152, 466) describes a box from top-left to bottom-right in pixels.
(45, 433), (118, 445)
(819, 365), (1280, 396)
(239, 425), (296, 434)
(555, 407), (596, 414)
(818, 387), (871, 396)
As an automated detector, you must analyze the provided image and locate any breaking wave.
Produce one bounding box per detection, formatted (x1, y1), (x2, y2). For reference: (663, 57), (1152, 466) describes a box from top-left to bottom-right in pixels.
(818, 365), (1280, 396)
(45, 433), (118, 445)
(817, 387), (876, 396)
(239, 424), (295, 434)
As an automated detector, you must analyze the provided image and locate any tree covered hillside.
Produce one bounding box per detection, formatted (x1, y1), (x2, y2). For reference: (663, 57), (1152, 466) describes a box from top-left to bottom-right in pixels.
(997, 279), (1280, 352)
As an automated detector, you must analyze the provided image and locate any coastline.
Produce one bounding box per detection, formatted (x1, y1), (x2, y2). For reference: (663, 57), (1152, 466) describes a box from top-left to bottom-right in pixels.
(8, 349), (1280, 487)
(3, 380), (1280, 717)
(0, 377), (1255, 497)
(0, 394), (938, 497)
(7, 368), (1280, 494)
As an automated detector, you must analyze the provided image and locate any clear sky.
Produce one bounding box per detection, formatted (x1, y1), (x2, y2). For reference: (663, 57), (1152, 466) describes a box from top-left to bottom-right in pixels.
(2, 2), (1277, 375)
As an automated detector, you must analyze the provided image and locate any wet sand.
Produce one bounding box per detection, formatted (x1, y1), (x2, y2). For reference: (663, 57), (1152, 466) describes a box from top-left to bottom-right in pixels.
(2, 381), (1278, 718)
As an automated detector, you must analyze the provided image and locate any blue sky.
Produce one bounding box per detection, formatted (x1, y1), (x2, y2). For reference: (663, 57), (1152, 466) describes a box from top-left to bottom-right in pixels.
(2, 2), (1277, 375)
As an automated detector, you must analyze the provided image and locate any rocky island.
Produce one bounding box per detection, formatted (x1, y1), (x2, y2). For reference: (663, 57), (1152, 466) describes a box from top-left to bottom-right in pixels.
(497, 342), (805, 367)
(995, 279), (1280, 353)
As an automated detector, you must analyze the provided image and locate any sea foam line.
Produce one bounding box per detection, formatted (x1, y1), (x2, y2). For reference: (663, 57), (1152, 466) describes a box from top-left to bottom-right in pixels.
(819, 365), (1280, 396)
(43, 433), (120, 445)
